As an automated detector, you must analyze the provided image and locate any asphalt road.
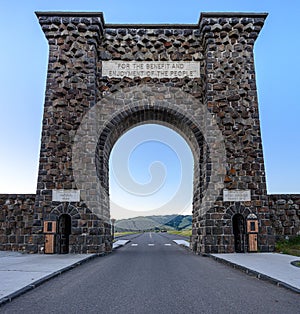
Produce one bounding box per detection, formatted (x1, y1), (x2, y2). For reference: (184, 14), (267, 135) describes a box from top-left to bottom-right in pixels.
(1, 232), (300, 314)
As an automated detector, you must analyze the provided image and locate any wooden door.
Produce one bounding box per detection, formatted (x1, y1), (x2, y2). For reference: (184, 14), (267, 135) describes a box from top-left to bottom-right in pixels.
(248, 233), (258, 252)
(45, 234), (55, 254)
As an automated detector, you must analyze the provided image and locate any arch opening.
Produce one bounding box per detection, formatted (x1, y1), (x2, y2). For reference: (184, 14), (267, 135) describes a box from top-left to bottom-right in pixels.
(108, 124), (194, 224)
(95, 106), (208, 225)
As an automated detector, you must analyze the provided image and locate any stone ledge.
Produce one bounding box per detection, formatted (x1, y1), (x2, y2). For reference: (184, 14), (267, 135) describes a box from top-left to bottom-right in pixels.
(200, 12), (268, 19)
(105, 24), (198, 29)
(35, 11), (104, 19)
(35, 11), (268, 30)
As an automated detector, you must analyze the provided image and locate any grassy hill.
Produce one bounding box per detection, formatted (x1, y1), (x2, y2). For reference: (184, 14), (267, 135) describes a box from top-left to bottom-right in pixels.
(115, 214), (192, 232)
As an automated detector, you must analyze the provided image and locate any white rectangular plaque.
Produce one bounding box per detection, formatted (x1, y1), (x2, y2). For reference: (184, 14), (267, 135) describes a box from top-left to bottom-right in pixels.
(52, 189), (80, 202)
(223, 189), (251, 202)
(102, 61), (200, 78)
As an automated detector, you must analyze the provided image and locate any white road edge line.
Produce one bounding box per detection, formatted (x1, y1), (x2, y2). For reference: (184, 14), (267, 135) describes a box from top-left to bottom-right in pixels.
(173, 240), (190, 248)
(113, 240), (130, 249)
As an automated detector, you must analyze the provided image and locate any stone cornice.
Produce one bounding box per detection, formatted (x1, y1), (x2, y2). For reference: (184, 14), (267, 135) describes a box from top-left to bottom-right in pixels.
(35, 11), (105, 43)
(198, 12), (268, 49)
(35, 11), (105, 23)
(35, 11), (268, 29)
(105, 24), (198, 29)
(199, 12), (268, 21)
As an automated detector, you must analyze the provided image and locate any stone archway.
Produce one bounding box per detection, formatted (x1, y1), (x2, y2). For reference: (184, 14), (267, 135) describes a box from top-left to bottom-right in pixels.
(71, 84), (227, 253)
(32, 11), (275, 254)
(72, 85), (226, 222)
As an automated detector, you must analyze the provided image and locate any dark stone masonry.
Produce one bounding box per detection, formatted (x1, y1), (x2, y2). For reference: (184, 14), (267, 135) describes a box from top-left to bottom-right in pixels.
(0, 11), (298, 254)
(269, 195), (300, 240)
(0, 195), (35, 252)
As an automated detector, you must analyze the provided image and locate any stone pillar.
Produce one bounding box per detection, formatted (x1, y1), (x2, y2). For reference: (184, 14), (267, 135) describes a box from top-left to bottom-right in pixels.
(33, 12), (108, 253)
(195, 13), (275, 253)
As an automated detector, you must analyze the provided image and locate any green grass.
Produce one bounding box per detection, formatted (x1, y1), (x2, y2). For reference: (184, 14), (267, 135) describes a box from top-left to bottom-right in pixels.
(275, 235), (300, 257)
(167, 229), (192, 238)
(114, 231), (140, 238)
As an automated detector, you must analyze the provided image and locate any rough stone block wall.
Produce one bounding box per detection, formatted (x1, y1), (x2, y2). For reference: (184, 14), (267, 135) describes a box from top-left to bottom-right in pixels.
(193, 13), (273, 253)
(0, 194), (112, 254)
(31, 12), (112, 254)
(35, 13), (103, 223)
(269, 194), (300, 240)
(1, 193), (299, 253)
(0, 194), (35, 252)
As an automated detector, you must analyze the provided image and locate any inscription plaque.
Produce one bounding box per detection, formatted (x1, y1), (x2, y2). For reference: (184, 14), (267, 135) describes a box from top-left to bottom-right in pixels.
(102, 61), (200, 78)
(52, 189), (80, 202)
(223, 189), (251, 202)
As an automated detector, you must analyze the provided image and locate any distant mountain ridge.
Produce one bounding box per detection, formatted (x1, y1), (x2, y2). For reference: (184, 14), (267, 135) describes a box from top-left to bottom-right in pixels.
(115, 214), (192, 232)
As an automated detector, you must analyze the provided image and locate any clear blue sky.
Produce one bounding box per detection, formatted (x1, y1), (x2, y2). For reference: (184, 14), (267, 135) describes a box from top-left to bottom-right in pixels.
(0, 1), (299, 218)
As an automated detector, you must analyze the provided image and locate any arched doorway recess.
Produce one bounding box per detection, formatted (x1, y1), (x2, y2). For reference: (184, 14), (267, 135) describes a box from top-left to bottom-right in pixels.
(58, 214), (71, 254)
(232, 214), (246, 253)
